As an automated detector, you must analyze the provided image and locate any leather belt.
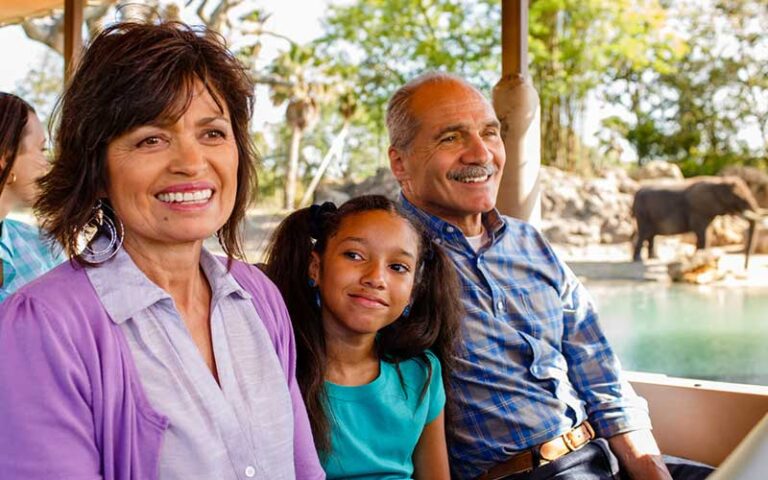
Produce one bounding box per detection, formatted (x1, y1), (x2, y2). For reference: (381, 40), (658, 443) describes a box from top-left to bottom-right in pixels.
(476, 421), (595, 480)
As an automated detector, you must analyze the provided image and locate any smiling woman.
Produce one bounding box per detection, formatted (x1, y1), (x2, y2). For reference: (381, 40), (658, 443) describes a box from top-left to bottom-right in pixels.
(0, 22), (324, 480)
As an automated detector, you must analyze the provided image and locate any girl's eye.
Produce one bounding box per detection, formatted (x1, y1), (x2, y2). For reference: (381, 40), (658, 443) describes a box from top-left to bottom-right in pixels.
(343, 251), (363, 261)
(390, 263), (411, 274)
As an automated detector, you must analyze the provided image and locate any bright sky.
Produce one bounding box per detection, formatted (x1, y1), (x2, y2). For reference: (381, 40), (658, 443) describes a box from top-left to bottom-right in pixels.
(0, 0), (333, 130)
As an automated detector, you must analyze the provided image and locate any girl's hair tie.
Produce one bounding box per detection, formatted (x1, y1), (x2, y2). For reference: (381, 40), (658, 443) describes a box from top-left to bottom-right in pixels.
(308, 201), (338, 241)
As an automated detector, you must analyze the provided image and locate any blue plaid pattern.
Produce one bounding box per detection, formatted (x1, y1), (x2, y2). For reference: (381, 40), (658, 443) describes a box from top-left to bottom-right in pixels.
(401, 196), (651, 480)
(0, 219), (63, 302)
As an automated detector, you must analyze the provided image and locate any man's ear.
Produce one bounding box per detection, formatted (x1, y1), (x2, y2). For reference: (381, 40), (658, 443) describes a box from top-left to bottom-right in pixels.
(388, 146), (409, 184)
(308, 251), (321, 284)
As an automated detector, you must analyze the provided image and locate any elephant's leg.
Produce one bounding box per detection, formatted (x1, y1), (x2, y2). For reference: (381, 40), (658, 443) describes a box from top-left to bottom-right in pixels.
(632, 235), (644, 261)
(648, 235), (657, 258)
(690, 216), (711, 250)
(633, 224), (649, 261)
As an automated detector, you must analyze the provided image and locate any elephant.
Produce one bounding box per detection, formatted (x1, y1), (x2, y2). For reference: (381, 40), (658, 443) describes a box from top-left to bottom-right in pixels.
(632, 176), (759, 261)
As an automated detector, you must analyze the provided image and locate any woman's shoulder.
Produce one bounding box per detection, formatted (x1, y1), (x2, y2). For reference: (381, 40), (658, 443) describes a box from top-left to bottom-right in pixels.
(0, 262), (113, 357)
(2, 262), (102, 322)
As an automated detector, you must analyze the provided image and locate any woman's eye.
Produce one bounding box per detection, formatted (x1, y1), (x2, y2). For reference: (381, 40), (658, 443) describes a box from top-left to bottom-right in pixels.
(137, 136), (163, 147)
(205, 129), (226, 140)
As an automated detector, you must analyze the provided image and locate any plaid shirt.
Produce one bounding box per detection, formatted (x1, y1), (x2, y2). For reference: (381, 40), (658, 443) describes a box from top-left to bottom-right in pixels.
(401, 196), (651, 480)
(0, 218), (63, 302)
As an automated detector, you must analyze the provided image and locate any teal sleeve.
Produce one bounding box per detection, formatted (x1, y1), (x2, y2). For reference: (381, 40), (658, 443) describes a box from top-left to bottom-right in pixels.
(425, 350), (446, 423)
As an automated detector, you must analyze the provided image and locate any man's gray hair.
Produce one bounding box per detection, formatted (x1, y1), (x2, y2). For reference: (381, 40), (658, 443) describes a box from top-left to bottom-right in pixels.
(386, 71), (485, 151)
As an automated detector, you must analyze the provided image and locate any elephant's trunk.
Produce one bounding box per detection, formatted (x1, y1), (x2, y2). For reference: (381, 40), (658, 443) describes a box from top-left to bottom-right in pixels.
(742, 208), (766, 269)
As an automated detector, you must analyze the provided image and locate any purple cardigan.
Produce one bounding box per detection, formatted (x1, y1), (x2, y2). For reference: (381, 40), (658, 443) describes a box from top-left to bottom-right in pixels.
(0, 259), (324, 479)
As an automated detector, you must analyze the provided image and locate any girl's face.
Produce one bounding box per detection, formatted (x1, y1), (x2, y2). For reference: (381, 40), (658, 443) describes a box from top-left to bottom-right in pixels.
(310, 210), (420, 342)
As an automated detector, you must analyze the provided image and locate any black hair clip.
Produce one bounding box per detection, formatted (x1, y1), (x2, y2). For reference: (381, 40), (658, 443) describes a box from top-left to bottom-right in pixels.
(308, 201), (337, 240)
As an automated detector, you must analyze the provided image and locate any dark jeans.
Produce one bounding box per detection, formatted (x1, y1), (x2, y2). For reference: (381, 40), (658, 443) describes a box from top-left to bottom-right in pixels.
(497, 438), (714, 480)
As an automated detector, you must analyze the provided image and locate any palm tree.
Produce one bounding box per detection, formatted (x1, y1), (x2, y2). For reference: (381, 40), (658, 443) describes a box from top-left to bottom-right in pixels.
(268, 44), (322, 210)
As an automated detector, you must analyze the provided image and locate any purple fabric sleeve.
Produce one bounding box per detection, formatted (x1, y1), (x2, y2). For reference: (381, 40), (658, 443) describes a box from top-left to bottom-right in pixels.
(0, 292), (102, 479)
(229, 261), (325, 480)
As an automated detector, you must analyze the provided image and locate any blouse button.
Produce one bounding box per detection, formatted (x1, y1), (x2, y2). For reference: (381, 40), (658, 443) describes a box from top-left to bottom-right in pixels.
(245, 465), (256, 478)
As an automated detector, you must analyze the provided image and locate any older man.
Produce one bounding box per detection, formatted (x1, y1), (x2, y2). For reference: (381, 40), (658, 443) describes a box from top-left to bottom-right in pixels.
(387, 72), (712, 480)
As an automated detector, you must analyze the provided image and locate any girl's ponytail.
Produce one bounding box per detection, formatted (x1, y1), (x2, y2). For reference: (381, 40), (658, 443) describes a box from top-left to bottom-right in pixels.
(263, 206), (333, 454)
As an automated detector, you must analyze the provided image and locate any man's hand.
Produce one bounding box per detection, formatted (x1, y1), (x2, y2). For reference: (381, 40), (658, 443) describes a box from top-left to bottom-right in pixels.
(608, 429), (673, 480)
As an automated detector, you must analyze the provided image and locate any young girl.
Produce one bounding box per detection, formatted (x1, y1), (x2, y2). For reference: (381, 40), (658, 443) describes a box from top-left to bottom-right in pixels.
(264, 195), (462, 479)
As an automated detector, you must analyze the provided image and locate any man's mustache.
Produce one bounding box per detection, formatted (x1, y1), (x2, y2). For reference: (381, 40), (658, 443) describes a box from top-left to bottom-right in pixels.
(447, 164), (498, 181)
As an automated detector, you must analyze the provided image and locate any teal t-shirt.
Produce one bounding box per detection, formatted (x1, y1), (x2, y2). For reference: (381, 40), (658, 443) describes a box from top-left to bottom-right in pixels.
(322, 351), (446, 479)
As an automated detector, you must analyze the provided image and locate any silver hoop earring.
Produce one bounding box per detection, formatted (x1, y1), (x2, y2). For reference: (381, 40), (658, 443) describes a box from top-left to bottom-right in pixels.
(81, 200), (124, 264)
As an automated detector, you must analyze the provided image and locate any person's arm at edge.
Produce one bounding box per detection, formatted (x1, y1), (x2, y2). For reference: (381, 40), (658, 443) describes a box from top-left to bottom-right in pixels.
(413, 410), (450, 480)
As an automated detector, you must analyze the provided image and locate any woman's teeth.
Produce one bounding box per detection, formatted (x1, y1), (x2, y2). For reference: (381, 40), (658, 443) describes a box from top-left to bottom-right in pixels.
(156, 189), (213, 204)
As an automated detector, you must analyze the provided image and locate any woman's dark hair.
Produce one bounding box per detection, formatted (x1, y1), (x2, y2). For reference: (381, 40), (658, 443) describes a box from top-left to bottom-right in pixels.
(0, 93), (35, 195)
(263, 194), (462, 455)
(36, 22), (258, 265)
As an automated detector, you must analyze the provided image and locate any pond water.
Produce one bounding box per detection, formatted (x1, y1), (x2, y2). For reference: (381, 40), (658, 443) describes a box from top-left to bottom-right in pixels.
(585, 280), (768, 386)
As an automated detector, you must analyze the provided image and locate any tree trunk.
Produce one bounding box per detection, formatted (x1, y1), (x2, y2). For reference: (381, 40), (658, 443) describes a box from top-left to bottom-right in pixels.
(300, 121), (350, 207)
(284, 124), (302, 210)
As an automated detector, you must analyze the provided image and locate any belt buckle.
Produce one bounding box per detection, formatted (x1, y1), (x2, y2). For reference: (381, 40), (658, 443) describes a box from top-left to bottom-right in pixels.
(563, 422), (593, 451)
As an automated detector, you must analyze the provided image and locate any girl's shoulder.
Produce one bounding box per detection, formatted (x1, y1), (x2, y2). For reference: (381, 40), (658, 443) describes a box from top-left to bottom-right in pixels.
(401, 349), (441, 370)
(389, 351), (443, 386)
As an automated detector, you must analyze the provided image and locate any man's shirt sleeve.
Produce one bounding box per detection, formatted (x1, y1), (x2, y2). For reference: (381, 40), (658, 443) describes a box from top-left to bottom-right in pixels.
(558, 258), (653, 438)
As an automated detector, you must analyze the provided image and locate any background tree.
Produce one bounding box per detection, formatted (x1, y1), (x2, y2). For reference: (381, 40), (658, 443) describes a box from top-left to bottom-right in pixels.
(602, 0), (767, 174)
(267, 44), (324, 209)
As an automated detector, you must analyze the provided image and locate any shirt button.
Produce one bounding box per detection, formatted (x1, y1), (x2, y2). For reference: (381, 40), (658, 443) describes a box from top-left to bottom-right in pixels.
(245, 466), (256, 478)
(446, 226), (454, 233)
(497, 301), (504, 310)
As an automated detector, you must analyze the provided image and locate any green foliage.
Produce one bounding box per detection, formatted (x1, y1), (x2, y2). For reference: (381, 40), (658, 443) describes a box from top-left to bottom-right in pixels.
(602, 0), (768, 175)
(316, 0), (500, 129)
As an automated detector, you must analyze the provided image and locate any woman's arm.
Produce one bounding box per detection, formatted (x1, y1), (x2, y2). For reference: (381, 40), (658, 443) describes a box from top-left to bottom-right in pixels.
(0, 293), (101, 478)
(413, 410), (451, 480)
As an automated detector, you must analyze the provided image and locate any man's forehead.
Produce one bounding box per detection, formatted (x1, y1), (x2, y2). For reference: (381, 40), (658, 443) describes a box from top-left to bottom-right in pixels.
(409, 80), (496, 126)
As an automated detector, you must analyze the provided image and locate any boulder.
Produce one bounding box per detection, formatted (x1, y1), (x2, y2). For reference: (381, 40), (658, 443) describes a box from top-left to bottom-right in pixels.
(631, 160), (684, 181)
(668, 250), (723, 284)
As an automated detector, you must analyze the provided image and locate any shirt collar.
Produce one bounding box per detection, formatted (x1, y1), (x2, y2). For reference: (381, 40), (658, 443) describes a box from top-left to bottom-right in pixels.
(398, 192), (506, 245)
(0, 220), (15, 264)
(86, 240), (250, 324)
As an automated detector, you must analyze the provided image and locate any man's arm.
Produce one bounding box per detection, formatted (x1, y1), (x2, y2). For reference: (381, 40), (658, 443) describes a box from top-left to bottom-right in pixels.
(608, 429), (672, 480)
(554, 262), (671, 478)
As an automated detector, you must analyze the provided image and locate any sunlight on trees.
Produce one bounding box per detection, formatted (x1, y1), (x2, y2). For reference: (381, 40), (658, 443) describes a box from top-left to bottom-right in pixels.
(10, 0), (768, 203)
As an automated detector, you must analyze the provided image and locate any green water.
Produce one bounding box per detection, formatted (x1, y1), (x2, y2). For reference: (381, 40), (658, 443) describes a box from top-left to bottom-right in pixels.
(585, 281), (768, 386)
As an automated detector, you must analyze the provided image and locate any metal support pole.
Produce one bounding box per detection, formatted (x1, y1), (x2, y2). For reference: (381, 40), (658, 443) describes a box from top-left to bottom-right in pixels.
(493, 0), (541, 224)
(64, 0), (84, 82)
